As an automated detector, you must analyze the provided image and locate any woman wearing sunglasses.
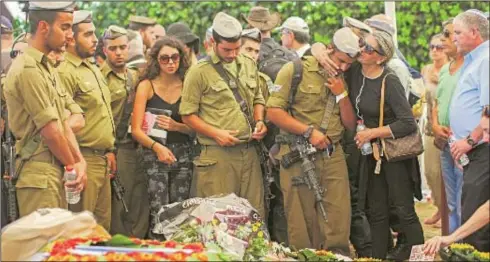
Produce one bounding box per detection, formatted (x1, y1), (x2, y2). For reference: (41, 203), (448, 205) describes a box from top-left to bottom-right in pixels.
(345, 31), (424, 260)
(131, 36), (194, 239)
(418, 33), (449, 228)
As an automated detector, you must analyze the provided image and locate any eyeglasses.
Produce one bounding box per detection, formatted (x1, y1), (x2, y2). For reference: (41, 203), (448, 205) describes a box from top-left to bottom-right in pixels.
(430, 44), (444, 51)
(159, 53), (180, 64)
(443, 29), (452, 38)
(359, 38), (385, 56)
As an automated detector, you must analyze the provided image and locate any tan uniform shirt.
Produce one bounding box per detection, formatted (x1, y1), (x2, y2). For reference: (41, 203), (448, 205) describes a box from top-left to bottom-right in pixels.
(4, 47), (83, 156)
(258, 71), (273, 102)
(180, 53), (265, 145)
(58, 52), (115, 150)
(100, 63), (139, 145)
(267, 56), (344, 151)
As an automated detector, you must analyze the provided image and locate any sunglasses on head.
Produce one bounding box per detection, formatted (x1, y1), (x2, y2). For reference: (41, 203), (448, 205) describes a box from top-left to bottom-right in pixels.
(159, 53), (180, 64)
(430, 44), (444, 51)
(359, 38), (385, 56)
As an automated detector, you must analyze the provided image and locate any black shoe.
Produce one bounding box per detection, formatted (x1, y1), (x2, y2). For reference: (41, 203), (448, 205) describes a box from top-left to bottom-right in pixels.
(386, 244), (412, 261)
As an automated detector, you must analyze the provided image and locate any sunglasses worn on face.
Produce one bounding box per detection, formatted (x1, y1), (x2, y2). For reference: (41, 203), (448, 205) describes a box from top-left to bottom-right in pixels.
(359, 38), (385, 56)
(430, 44), (444, 51)
(159, 54), (180, 64)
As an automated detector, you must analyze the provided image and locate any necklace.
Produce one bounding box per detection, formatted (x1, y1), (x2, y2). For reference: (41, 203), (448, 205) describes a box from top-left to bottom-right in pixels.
(355, 76), (366, 120)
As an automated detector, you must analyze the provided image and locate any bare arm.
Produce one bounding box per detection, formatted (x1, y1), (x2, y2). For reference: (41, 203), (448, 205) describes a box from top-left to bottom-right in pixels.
(338, 97), (356, 131)
(131, 81), (159, 149)
(63, 120), (87, 191)
(267, 108), (308, 135)
(40, 121), (76, 166)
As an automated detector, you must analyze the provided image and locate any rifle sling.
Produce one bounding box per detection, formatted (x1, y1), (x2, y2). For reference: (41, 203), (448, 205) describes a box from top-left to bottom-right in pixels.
(115, 70), (135, 142)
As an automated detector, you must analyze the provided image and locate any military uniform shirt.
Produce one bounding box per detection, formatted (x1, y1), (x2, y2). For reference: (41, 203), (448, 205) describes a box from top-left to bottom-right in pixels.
(267, 56), (344, 145)
(101, 63), (138, 145)
(258, 71), (273, 102)
(4, 47), (83, 156)
(180, 53), (265, 145)
(58, 52), (115, 150)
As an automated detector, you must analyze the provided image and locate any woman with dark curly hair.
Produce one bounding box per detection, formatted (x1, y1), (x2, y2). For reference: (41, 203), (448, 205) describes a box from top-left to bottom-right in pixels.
(131, 36), (195, 239)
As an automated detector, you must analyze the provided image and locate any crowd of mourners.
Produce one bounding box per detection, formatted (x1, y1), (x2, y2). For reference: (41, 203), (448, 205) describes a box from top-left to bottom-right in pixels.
(0, 2), (489, 260)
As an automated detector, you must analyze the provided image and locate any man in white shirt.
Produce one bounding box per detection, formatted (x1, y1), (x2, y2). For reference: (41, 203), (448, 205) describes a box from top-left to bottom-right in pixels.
(277, 16), (311, 58)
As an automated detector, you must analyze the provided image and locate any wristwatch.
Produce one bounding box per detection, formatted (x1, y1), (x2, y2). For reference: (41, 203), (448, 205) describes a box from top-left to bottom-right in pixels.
(466, 135), (476, 148)
(303, 125), (314, 139)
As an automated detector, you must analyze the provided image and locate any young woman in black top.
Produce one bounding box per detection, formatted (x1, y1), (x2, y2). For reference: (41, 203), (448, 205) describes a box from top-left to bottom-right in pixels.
(345, 31), (424, 260)
(132, 37), (194, 239)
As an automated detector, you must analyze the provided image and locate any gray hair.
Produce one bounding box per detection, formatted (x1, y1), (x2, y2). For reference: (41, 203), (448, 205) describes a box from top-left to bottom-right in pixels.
(291, 30), (310, 44)
(455, 10), (489, 41)
(373, 31), (395, 64)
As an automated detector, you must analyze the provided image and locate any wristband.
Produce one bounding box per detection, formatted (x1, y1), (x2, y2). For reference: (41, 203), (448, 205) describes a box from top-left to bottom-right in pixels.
(336, 90), (348, 103)
(150, 141), (157, 150)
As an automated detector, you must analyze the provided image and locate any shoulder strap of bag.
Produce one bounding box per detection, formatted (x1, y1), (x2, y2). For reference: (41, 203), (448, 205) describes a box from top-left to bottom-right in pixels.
(379, 73), (395, 128)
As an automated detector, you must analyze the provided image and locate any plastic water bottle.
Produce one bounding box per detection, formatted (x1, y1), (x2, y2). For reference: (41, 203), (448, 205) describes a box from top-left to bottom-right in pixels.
(356, 120), (373, 155)
(448, 135), (470, 166)
(64, 166), (80, 204)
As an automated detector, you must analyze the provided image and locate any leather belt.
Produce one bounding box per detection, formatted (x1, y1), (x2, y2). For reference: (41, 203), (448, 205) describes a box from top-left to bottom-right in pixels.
(80, 147), (107, 156)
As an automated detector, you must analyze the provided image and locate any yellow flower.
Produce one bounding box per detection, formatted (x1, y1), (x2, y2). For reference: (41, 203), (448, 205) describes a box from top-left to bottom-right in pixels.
(252, 225), (259, 232)
(258, 231), (264, 238)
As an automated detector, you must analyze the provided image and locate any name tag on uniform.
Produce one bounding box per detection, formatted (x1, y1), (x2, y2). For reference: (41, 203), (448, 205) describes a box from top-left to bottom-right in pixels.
(269, 84), (282, 93)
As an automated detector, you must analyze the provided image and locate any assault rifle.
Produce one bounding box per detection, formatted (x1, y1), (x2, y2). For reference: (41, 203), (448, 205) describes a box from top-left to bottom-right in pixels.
(253, 139), (274, 213)
(2, 113), (19, 223)
(276, 134), (328, 222)
(109, 172), (128, 212)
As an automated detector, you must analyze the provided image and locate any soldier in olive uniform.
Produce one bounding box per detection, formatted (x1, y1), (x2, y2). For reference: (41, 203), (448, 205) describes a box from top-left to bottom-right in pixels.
(128, 15), (157, 52)
(100, 25), (150, 238)
(58, 11), (115, 231)
(266, 28), (360, 253)
(180, 12), (268, 219)
(3, 1), (87, 218)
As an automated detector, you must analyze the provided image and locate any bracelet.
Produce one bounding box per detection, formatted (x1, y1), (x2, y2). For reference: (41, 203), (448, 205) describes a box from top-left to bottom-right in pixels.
(256, 119), (265, 125)
(336, 90), (348, 103)
(150, 141), (157, 150)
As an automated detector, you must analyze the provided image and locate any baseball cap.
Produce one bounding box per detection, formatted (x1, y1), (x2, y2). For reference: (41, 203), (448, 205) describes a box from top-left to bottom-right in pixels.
(276, 16), (309, 34)
(73, 10), (92, 25)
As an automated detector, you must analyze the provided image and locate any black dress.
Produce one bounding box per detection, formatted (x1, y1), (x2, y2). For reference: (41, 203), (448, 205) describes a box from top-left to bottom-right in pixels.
(345, 63), (424, 259)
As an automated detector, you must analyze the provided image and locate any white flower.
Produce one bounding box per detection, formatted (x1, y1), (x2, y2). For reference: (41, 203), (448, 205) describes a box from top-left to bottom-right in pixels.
(219, 222), (228, 231)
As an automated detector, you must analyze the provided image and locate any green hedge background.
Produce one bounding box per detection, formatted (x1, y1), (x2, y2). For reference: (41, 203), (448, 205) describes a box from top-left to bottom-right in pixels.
(15, 1), (490, 70)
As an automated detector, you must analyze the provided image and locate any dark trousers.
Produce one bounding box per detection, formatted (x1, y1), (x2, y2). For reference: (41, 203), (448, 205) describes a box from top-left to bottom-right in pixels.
(364, 157), (424, 259)
(462, 144), (490, 252)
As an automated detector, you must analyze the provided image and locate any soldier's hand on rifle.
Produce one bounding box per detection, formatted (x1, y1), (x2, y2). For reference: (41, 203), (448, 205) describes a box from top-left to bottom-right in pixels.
(214, 129), (240, 147)
(326, 77), (345, 96)
(153, 143), (177, 164)
(251, 121), (268, 141)
(309, 129), (330, 150)
(105, 152), (117, 173)
(67, 159), (87, 192)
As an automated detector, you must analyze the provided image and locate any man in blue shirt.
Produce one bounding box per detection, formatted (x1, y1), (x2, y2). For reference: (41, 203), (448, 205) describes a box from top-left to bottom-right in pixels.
(449, 9), (489, 252)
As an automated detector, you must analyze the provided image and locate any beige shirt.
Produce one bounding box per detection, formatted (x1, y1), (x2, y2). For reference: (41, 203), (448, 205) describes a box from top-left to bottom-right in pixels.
(4, 47), (83, 156)
(58, 52), (115, 150)
(180, 53), (265, 145)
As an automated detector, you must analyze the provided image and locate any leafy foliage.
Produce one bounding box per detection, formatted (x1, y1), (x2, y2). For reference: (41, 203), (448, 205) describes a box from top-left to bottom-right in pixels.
(13, 1), (490, 70)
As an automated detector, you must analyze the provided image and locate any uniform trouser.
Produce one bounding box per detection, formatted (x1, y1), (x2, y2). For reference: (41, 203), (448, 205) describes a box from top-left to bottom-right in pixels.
(345, 145), (372, 257)
(110, 147), (149, 238)
(423, 135), (443, 210)
(268, 166), (288, 244)
(364, 156), (424, 259)
(192, 143), (265, 219)
(462, 144), (490, 252)
(280, 146), (350, 253)
(142, 145), (193, 239)
(440, 145), (463, 234)
(16, 159), (66, 217)
(70, 153), (111, 231)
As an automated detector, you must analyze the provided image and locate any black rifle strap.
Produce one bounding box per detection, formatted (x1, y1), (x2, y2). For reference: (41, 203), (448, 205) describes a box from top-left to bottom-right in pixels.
(208, 59), (255, 126)
(115, 69), (135, 141)
(286, 58), (304, 115)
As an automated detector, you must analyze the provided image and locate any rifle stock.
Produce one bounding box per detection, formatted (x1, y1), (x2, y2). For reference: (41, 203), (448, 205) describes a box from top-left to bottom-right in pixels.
(109, 172), (128, 212)
(2, 120), (19, 222)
